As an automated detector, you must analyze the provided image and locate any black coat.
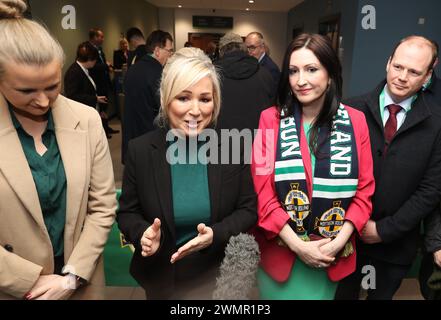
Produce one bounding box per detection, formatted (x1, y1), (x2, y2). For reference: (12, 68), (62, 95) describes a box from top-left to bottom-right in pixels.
(116, 128), (257, 299)
(88, 45), (111, 96)
(127, 44), (148, 68)
(344, 80), (441, 265)
(64, 62), (97, 108)
(122, 54), (162, 164)
(113, 49), (128, 70)
(260, 53), (280, 93)
(215, 51), (274, 133)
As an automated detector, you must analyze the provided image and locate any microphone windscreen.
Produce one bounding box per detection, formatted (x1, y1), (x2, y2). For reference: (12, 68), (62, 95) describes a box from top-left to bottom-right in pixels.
(212, 233), (260, 300)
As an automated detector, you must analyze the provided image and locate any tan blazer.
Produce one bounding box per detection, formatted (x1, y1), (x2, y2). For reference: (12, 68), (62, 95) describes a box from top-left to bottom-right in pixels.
(0, 94), (116, 299)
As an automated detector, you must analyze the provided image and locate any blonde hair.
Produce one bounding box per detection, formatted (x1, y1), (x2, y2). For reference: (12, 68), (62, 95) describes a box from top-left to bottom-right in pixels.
(0, 0), (65, 79)
(158, 47), (221, 128)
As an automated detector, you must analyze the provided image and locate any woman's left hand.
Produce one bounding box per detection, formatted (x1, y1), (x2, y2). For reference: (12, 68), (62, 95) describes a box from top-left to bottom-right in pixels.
(319, 238), (344, 258)
(170, 223), (213, 264)
(26, 274), (77, 300)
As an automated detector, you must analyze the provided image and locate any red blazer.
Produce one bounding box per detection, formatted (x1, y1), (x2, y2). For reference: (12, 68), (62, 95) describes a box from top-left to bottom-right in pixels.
(251, 106), (375, 282)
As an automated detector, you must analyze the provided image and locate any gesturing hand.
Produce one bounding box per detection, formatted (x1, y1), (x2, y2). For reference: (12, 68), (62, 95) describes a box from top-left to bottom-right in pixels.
(170, 223), (213, 264)
(140, 218), (161, 257)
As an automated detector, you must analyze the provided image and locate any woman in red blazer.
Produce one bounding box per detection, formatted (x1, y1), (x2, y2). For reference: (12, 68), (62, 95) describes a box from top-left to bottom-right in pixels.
(251, 34), (375, 299)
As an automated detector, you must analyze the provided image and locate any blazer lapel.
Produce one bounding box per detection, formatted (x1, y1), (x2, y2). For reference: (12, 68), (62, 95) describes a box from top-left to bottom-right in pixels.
(51, 97), (87, 234)
(0, 95), (46, 229)
(365, 83), (385, 132)
(151, 129), (175, 238)
(396, 94), (431, 136)
(208, 162), (222, 224)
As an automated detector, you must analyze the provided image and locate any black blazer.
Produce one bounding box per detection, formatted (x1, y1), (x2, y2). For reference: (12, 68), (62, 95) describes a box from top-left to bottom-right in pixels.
(113, 49), (128, 70)
(260, 54), (280, 91)
(64, 62), (97, 108)
(344, 80), (441, 265)
(116, 128), (257, 298)
(122, 54), (162, 164)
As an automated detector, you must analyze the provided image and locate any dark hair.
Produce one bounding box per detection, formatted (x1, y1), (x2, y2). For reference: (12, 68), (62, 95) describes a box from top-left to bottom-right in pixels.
(88, 28), (102, 40)
(76, 41), (99, 62)
(126, 27), (144, 42)
(146, 30), (173, 53)
(277, 33), (342, 156)
(390, 35), (439, 72)
(184, 41), (192, 47)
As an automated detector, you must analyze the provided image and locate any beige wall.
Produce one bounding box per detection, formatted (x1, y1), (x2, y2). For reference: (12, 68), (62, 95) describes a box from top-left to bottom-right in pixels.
(31, 0), (159, 75)
(173, 8), (288, 67)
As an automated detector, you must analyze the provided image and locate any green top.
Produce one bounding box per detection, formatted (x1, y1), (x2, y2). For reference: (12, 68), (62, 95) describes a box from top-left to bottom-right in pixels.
(256, 122), (336, 300)
(170, 141), (211, 247)
(303, 122), (315, 177)
(9, 106), (67, 257)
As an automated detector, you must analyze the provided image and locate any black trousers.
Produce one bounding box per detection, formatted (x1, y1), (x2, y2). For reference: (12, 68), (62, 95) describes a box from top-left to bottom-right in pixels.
(335, 253), (411, 300)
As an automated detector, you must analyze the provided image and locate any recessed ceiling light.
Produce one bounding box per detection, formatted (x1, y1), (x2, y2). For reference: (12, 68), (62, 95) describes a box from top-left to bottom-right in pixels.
(178, 5), (182, 8)
(246, 8), (250, 11)
(249, 0), (255, 3)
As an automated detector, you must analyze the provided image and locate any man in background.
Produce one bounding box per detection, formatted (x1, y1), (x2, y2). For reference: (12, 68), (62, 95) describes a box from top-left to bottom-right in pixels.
(122, 30), (173, 164)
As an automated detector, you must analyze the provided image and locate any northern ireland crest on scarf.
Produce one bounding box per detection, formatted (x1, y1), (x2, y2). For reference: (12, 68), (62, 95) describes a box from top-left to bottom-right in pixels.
(275, 103), (358, 248)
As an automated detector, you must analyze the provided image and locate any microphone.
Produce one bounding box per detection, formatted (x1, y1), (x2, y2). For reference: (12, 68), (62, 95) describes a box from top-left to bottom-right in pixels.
(212, 233), (261, 300)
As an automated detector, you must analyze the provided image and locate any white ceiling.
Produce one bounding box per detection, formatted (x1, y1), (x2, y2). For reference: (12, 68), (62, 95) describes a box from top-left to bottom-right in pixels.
(145, 0), (304, 13)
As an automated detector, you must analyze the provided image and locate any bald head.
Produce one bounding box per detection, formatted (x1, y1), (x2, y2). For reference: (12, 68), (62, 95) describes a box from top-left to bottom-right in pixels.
(386, 36), (437, 102)
(391, 36), (438, 72)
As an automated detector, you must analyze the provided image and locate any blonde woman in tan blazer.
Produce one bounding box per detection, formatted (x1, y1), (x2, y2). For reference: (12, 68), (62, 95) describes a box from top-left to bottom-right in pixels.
(0, 0), (116, 300)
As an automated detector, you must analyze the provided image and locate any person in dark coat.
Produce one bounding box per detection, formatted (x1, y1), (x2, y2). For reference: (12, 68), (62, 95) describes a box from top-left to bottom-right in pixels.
(121, 30), (173, 164)
(126, 27), (147, 68)
(117, 47), (257, 299)
(88, 28), (118, 136)
(215, 32), (274, 134)
(64, 42), (108, 109)
(245, 32), (280, 94)
(335, 35), (441, 300)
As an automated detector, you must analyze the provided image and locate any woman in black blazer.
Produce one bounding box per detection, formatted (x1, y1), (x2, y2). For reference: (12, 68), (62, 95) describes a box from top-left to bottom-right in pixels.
(117, 47), (257, 299)
(64, 42), (108, 108)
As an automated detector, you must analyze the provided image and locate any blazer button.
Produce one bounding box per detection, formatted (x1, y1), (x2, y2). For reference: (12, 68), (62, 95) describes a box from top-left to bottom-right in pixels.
(377, 149), (383, 157)
(4, 244), (13, 252)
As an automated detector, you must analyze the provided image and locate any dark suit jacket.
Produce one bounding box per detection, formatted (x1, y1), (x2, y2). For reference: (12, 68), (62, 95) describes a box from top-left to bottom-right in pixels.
(116, 128), (257, 299)
(122, 54), (162, 164)
(127, 44), (148, 68)
(260, 53), (280, 92)
(113, 49), (128, 70)
(64, 62), (97, 108)
(344, 80), (441, 265)
(89, 45), (111, 96)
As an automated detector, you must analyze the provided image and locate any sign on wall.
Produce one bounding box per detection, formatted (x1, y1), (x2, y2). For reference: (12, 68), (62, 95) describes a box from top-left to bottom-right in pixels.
(193, 16), (233, 29)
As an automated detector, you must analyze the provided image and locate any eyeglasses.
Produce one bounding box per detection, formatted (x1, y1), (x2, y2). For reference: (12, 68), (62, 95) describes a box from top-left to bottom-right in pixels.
(161, 47), (174, 54)
(246, 44), (262, 52)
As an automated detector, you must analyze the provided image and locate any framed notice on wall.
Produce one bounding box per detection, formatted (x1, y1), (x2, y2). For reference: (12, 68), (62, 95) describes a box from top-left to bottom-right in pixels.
(193, 16), (233, 29)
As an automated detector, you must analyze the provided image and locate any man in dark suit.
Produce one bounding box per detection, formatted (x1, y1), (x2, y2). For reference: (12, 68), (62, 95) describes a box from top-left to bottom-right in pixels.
(122, 30), (173, 164)
(126, 27), (147, 68)
(245, 32), (280, 93)
(64, 42), (108, 109)
(335, 36), (441, 300)
(88, 28), (119, 136)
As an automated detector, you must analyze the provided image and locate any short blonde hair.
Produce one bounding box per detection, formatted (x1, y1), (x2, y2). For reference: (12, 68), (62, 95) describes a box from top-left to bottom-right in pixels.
(158, 47), (221, 128)
(0, 0), (65, 79)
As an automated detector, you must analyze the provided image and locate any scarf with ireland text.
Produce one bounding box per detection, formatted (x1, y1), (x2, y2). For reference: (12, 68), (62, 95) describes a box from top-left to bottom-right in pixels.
(275, 103), (358, 248)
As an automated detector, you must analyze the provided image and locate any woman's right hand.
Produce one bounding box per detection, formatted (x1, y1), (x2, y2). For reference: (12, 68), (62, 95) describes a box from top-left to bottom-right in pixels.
(140, 218), (161, 257)
(296, 238), (335, 268)
(97, 96), (108, 104)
